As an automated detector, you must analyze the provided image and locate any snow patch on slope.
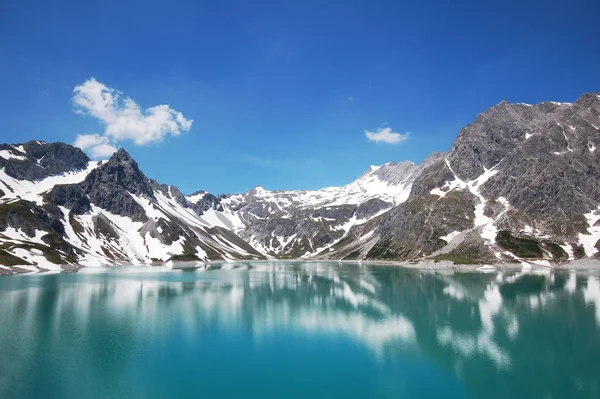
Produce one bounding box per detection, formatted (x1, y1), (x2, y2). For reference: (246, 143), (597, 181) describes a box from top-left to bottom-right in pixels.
(0, 150), (27, 161)
(440, 231), (461, 243)
(433, 159), (508, 247)
(0, 161), (100, 204)
(578, 207), (600, 257)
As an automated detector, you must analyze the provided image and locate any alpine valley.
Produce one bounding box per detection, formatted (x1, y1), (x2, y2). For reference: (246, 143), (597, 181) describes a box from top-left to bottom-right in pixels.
(2, 92), (600, 273)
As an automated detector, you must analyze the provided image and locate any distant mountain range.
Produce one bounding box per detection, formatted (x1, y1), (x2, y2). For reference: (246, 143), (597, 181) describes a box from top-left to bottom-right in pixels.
(1, 92), (600, 273)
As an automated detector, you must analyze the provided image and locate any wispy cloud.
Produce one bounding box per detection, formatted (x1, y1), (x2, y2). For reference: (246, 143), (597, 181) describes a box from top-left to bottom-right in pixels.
(72, 77), (192, 158)
(365, 126), (409, 144)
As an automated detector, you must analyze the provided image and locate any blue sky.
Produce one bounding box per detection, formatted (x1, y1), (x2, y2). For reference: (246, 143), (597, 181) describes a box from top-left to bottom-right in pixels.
(1, 0), (599, 194)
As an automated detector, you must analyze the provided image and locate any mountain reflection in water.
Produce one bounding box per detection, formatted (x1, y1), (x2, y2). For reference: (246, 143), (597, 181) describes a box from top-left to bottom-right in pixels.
(1, 262), (599, 399)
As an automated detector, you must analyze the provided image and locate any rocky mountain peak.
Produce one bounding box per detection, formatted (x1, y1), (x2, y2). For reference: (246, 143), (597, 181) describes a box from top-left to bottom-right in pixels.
(184, 189), (224, 215)
(359, 161), (418, 187)
(89, 148), (154, 198)
(109, 148), (133, 163)
(447, 93), (600, 183)
(0, 141), (90, 181)
(573, 92), (600, 113)
(447, 98), (564, 180)
(77, 148), (154, 221)
(188, 190), (206, 197)
(357, 160), (415, 181)
(248, 185), (268, 196)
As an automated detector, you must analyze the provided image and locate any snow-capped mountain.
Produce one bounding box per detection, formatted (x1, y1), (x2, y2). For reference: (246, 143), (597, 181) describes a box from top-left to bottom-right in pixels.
(321, 93), (600, 264)
(188, 156), (444, 258)
(0, 142), (433, 270)
(0, 144), (264, 273)
(2, 91), (600, 273)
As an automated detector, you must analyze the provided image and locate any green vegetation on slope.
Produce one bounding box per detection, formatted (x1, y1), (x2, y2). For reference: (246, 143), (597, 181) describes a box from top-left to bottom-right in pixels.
(496, 230), (542, 258)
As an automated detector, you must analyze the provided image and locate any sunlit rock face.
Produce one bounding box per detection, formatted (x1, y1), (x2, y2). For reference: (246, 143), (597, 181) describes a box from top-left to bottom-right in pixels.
(343, 93), (600, 263)
(1, 263), (599, 398)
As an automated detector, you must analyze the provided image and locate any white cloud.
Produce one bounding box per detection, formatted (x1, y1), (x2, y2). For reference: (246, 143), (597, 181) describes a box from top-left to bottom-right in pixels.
(72, 78), (192, 156)
(73, 133), (118, 158)
(365, 127), (409, 144)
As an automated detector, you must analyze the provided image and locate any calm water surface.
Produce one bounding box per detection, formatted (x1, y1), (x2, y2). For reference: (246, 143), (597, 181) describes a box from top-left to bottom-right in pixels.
(1, 262), (599, 398)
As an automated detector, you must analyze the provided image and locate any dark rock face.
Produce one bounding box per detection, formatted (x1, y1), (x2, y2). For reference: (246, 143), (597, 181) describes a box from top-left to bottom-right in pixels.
(80, 149), (154, 221)
(364, 92), (600, 262)
(25, 141), (90, 176)
(371, 189), (479, 259)
(446, 102), (547, 181)
(0, 200), (63, 238)
(190, 192), (224, 214)
(166, 187), (224, 215)
(407, 155), (454, 198)
(151, 181), (188, 206)
(0, 200), (79, 266)
(82, 149), (154, 198)
(355, 198), (388, 219)
(0, 141), (90, 181)
(480, 96), (600, 240)
(47, 184), (92, 215)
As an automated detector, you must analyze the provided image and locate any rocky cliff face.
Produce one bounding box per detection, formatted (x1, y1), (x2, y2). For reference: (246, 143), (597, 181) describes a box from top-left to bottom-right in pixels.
(79, 149), (155, 222)
(2, 92), (600, 272)
(352, 93), (600, 264)
(0, 141), (89, 183)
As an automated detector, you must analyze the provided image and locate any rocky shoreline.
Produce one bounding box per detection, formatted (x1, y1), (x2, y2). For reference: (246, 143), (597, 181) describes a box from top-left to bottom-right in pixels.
(2, 257), (600, 276)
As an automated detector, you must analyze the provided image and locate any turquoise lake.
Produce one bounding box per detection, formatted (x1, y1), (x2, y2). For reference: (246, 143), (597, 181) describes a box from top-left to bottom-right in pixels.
(1, 262), (599, 398)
